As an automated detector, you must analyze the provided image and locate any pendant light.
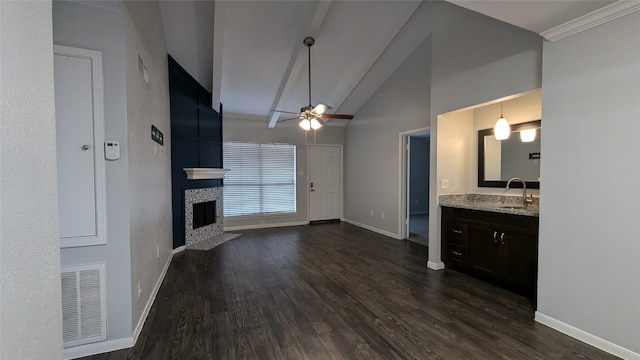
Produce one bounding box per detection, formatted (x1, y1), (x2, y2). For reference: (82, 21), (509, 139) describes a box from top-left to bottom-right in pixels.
(520, 128), (536, 142)
(494, 103), (511, 140)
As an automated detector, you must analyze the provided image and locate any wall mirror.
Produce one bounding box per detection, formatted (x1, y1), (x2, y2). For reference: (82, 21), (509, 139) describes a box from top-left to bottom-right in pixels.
(478, 119), (541, 188)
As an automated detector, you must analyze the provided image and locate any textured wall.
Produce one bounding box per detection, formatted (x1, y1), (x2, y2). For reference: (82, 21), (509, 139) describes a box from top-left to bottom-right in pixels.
(121, 0), (174, 331)
(538, 11), (640, 355)
(0, 1), (64, 359)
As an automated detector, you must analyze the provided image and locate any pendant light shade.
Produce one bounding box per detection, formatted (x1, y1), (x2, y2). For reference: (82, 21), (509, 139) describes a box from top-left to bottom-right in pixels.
(494, 103), (511, 140)
(520, 128), (536, 142)
(310, 118), (322, 130)
(299, 119), (311, 131)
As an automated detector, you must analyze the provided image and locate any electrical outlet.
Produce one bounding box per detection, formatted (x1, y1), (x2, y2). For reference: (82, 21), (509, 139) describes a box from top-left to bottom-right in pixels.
(441, 178), (449, 189)
(156, 245), (160, 259)
(381, 212), (385, 219)
(137, 281), (142, 298)
(370, 210), (374, 216)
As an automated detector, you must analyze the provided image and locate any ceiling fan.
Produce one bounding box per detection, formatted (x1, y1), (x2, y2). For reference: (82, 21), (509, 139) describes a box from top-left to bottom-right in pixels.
(274, 36), (354, 130)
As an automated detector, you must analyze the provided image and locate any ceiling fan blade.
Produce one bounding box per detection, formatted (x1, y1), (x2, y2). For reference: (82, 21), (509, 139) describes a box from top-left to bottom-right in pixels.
(271, 109), (299, 115)
(278, 117), (300, 122)
(321, 114), (354, 120)
(312, 104), (332, 115)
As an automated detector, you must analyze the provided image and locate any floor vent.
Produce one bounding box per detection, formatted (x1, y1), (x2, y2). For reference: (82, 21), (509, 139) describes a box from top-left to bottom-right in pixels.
(61, 263), (107, 348)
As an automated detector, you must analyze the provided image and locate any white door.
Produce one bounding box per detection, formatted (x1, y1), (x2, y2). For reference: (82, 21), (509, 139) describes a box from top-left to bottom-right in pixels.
(308, 145), (342, 221)
(54, 46), (106, 248)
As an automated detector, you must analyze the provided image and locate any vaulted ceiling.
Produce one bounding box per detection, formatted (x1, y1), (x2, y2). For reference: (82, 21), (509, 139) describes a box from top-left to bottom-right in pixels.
(159, 0), (621, 128)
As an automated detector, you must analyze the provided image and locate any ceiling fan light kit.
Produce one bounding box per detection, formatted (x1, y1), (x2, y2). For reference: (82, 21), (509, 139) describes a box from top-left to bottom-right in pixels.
(277, 36), (354, 133)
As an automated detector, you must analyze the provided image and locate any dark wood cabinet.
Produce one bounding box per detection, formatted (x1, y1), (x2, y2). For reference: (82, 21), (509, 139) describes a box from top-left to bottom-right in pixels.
(442, 206), (538, 297)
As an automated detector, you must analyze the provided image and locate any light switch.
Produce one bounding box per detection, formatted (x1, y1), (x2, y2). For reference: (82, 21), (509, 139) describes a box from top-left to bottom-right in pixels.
(441, 179), (449, 189)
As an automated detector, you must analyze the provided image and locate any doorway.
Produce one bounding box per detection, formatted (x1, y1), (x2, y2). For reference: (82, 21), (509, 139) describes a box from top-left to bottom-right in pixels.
(400, 129), (430, 245)
(308, 145), (342, 222)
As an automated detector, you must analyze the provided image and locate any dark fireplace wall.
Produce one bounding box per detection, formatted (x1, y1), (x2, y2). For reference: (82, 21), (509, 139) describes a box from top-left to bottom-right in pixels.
(169, 56), (223, 248)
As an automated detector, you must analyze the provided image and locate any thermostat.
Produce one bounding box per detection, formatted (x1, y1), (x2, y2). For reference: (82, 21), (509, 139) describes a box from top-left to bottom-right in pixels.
(105, 141), (120, 160)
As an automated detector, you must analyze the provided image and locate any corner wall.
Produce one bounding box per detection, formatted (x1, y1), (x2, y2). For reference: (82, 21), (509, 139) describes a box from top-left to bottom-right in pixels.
(537, 11), (640, 356)
(343, 35), (432, 237)
(121, 0), (174, 333)
(0, 1), (64, 358)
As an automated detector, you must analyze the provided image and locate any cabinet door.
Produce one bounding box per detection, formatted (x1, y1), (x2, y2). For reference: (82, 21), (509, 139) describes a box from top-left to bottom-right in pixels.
(502, 230), (538, 295)
(469, 225), (501, 279)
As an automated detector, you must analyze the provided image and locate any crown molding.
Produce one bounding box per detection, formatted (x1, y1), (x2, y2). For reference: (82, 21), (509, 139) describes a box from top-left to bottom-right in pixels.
(541, 1), (640, 42)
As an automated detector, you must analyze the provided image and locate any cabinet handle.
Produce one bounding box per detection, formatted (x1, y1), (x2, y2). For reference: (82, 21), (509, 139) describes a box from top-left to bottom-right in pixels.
(493, 231), (498, 243)
(452, 251), (462, 256)
(452, 229), (462, 234)
(500, 232), (505, 245)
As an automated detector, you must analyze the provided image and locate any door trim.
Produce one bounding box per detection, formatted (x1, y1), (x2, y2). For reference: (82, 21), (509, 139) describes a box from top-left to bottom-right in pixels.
(399, 127), (430, 239)
(54, 45), (107, 248)
(307, 144), (343, 223)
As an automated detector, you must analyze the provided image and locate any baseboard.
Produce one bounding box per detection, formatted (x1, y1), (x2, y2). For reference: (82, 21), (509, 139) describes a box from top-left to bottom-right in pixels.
(426, 260), (445, 270)
(224, 221), (308, 231)
(64, 337), (133, 359)
(132, 249), (175, 344)
(342, 218), (401, 239)
(64, 248), (177, 359)
(534, 312), (640, 360)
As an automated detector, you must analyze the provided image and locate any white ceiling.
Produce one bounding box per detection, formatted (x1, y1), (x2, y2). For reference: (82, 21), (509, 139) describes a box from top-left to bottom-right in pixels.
(159, 0), (622, 127)
(448, 0), (616, 33)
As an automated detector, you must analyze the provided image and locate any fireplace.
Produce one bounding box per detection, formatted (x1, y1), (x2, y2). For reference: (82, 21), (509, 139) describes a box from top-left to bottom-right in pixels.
(184, 187), (223, 247)
(193, 200), (216, 229)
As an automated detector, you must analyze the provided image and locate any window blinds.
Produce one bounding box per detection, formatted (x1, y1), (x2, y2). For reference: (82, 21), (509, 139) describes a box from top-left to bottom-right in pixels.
(223, 142), (297, 217)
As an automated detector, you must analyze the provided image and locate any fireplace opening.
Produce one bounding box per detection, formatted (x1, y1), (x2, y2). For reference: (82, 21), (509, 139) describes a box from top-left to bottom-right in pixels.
(193, 200), (216, 229)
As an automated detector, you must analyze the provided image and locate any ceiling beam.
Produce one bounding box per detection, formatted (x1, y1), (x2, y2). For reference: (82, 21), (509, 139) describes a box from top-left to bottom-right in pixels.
(267, 1), (332, 129)
(212, 1), (226, 112)
(327, 1), (421, 115)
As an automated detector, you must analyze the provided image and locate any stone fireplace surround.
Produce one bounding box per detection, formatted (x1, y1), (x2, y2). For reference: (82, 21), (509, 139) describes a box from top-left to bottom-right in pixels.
(184, 187), (239, 250)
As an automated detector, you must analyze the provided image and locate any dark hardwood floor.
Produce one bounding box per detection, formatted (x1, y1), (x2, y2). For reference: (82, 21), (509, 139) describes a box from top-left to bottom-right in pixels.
(82, 222), (617, 359)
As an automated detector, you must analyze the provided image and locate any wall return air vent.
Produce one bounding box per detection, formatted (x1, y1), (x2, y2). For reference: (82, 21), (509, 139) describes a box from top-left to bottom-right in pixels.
(61, 263), (107, 348)
(183, 168), (229, 180)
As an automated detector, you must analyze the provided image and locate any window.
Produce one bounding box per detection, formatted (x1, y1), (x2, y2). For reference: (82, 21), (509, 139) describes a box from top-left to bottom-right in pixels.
(223, 142), (296, 217)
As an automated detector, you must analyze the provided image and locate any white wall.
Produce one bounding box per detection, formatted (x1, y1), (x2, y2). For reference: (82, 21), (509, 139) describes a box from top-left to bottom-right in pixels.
(343, 35), (432, 237)
(437, 110), (474, 196)
(121, 0), (174, 332)
(0, 1), (64, 359)
(537, 11), (640, 356)
(428, 1), (542, 268)
(223, 117), (345, 228)
(53, 0), (133, 340)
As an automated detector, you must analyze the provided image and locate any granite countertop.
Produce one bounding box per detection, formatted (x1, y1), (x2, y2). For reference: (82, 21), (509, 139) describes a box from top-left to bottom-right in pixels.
(439, 194), (539, 217)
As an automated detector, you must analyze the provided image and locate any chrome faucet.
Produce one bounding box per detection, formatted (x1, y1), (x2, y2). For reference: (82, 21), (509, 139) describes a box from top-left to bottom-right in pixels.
(506, 177), (533, 207)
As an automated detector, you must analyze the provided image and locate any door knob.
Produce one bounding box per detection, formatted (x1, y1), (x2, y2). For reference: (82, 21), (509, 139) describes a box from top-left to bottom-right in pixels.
(81, 145), (90, 151)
